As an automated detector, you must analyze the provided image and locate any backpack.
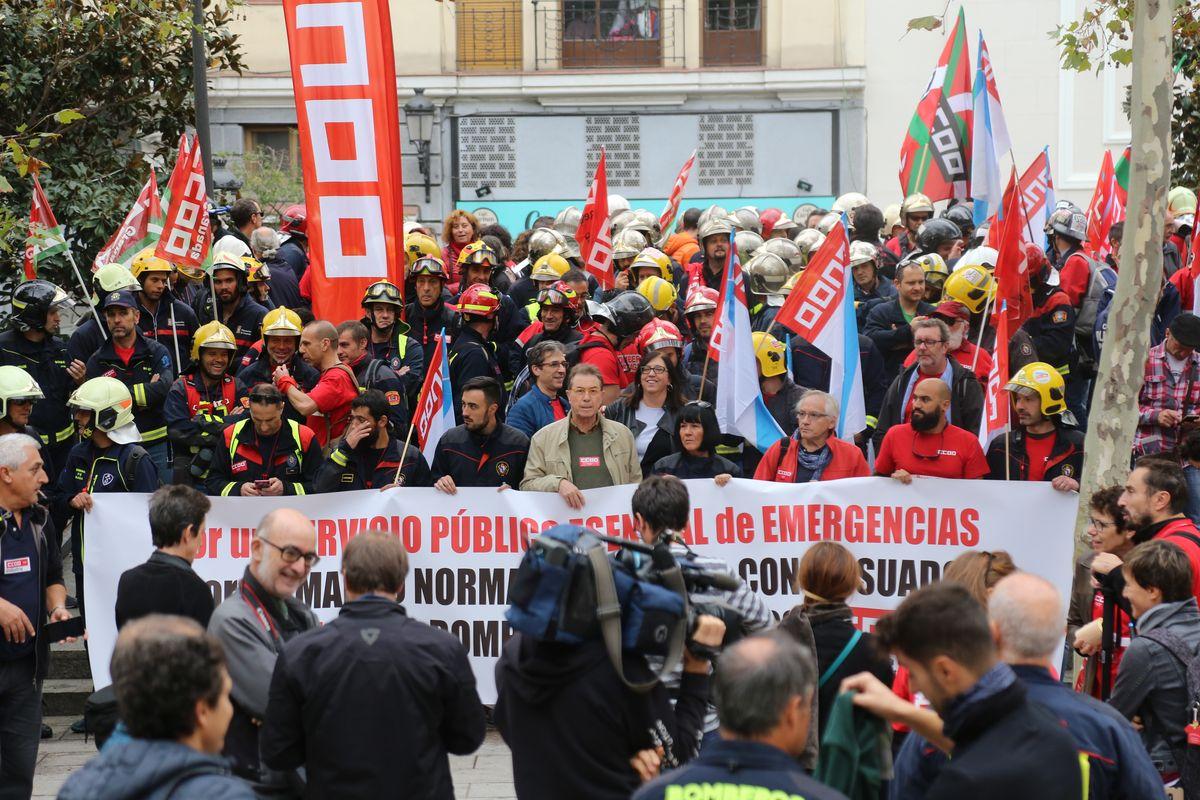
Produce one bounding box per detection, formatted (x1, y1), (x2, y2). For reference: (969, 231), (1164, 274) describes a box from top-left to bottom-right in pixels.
(506, 524), (687, 692)
(1074, 256), (1117, 339)
(1137, 624), (1200, 797)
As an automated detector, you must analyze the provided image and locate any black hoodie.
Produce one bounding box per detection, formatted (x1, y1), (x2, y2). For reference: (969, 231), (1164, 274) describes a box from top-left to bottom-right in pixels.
(495, 634), (710, 800)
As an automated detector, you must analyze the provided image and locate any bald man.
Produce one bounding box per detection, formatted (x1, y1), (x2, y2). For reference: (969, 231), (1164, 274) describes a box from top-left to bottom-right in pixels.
(874, 377), (989, 481)
(849, 575), (1157, 800)
(273, 320), (359, 446)
(208, 508), (319, 788)
(990, 574), (1160, 799)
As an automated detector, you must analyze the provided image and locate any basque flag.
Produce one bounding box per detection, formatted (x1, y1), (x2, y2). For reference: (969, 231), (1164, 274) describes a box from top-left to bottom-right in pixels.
(414, 330), (454, 466)
(775, 215), (866, 438)
(710, 233), (785, 453)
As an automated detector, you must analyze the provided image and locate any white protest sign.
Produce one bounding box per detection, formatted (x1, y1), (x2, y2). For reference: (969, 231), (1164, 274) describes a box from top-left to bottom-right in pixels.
(84, 478), (1077, 702)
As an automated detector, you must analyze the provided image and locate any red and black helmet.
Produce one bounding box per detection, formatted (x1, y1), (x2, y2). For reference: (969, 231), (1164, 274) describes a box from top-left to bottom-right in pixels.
(537, 280), (583, 321)
(280, 204), (307, 237)
(455, 283), (501, 319)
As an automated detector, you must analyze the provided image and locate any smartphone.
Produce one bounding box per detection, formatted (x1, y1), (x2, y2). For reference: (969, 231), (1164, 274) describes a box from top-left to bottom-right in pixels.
(254, 479), (271, 489)
(46, 616), (84, 643)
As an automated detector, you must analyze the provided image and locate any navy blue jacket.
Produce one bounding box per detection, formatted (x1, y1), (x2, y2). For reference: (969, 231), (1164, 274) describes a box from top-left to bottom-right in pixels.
(635, 738), (847, 800)
(891, 667), (1086, 800)
(0, 330), (74, 449)
(506, 385), (569, 439)
(863, 298), (935, 383)
(67, 315), (108, 366)
(893, 665), (1160, 800)
(430, 423), (528, 489)
(84, 333), (175, 443)
(136, 294), (199, 374)
(263, 257), (304, 311)
(361, 319), (425, 396)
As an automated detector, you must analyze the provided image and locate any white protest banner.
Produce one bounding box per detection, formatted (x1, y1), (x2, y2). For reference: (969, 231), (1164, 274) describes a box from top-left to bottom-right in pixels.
(84, 478), (1077, 703)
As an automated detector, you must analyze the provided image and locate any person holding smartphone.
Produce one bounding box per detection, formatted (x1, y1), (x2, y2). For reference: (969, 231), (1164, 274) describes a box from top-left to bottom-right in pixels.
(206, 384), (321, 498)
(0, 433), (75, 797)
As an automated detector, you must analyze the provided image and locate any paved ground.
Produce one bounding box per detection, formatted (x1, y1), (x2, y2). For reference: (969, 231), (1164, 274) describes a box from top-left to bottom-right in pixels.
(35, 721), (516, 799)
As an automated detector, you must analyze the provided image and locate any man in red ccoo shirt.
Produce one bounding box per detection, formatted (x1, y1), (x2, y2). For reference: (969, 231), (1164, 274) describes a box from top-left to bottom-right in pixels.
(273, 320), (357, 447)
(875, 377), (989, 482)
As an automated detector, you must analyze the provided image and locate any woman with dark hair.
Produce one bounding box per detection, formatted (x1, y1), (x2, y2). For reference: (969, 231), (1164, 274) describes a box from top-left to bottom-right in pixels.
(1070, 486), (1139, 698)
(652, 401), (740, 483)
(605, 350), (686, 477)
(778, 541), (893, 738)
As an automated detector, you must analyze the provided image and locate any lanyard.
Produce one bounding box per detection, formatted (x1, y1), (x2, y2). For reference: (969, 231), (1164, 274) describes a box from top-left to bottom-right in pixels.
(240, 580), (282, 644)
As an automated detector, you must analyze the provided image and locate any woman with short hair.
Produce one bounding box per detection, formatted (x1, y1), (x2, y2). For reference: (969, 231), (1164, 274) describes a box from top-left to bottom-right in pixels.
(652, 401), (740, 484)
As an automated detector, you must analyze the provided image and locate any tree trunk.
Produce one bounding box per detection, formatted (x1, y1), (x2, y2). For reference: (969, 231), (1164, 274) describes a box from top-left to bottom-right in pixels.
(1074, 0), (1174, 565)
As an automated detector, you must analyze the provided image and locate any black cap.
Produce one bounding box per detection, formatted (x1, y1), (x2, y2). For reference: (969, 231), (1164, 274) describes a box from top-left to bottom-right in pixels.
(1171, 313), (1200, 349)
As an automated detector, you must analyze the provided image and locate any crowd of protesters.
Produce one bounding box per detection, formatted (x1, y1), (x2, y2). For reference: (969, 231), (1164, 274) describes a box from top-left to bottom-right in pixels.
(0, 188), (1198, 797)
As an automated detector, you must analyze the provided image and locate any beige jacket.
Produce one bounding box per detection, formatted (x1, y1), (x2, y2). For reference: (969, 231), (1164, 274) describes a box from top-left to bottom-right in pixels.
(521, 414), (641, 491)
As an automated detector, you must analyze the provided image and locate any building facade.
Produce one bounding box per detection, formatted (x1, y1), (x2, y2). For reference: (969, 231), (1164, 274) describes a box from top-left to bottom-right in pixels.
(209, 0), (1126, 233)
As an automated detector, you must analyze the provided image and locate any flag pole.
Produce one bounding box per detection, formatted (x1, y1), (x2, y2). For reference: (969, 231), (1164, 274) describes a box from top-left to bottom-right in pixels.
(62, 248), (107, 337)
(970, 291), (994, 375)
(391, 420), (418, 486)
(699, 341), (714, 392)
(168, 300), (183, 373)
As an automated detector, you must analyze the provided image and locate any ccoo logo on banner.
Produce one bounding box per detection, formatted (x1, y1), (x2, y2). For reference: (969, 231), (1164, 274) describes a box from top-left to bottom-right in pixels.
(282, 0), (406, 324)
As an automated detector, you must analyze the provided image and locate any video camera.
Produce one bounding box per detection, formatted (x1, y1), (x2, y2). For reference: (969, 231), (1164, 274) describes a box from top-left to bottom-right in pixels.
(506, 524), (743, 691)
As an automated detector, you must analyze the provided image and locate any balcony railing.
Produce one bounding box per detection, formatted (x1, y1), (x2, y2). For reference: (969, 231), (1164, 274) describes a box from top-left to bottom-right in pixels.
(533, 0), (686, 70)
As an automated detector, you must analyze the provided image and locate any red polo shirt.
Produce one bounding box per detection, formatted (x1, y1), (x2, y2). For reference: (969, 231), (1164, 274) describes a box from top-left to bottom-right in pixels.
(874, 423), (990, 479)
(305, 365), (358, 446)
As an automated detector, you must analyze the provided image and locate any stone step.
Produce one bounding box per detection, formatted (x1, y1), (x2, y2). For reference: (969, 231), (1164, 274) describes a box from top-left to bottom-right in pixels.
(42, 679), (93, 718)
(48, 646), (90, 680)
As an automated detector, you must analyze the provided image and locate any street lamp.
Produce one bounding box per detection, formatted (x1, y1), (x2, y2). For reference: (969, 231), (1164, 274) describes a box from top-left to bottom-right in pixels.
(404, 88), (436, 203)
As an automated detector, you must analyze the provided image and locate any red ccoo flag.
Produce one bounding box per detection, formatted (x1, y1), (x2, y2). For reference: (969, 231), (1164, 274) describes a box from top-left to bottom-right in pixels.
(658, 149), (697, 235)
(577, 149), (614, 289)
(993, 168), (1034, 329)
(1084, 149), (1122, 260)
(978, 298), (1011, 451)
(156, 134), (212, 271)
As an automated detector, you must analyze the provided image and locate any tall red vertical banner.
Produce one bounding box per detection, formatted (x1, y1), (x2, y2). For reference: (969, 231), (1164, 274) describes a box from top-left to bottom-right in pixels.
(282, 0), (405, 323)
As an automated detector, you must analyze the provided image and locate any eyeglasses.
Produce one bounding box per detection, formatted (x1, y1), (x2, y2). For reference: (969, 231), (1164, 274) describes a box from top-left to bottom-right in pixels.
(796, 411), (829, 420)
(641, 365), (668, 375)
(1088, 517), (1116, 530)
(570, 386), (601, 396)
(913, 338), (946, 348)
(259, 536), (320, 568)
(538, 359), (568, 369)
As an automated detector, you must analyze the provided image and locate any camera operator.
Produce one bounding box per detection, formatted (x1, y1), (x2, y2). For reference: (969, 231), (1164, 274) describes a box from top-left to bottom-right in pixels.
(495, 571), (725, 799)
(630, 475), (772, 734)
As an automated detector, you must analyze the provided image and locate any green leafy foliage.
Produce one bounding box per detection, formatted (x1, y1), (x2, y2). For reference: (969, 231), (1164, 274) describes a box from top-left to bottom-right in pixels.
(1054, 0), (1200, 185)
(226, 147), (305, 224)
(0, 0), (243, 300)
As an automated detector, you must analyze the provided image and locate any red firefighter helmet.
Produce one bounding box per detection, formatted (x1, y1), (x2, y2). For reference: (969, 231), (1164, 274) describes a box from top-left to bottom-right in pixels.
(280, 204), (307, 237)
(455, 283), (501, 319)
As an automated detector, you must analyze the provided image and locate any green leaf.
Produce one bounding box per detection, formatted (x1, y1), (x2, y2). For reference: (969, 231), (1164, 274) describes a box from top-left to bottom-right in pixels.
(1111, 48), (1133, 65)
(906, 15), (943, 33)
(0, 175), (11, 194)
(52, 109), (84, 124)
